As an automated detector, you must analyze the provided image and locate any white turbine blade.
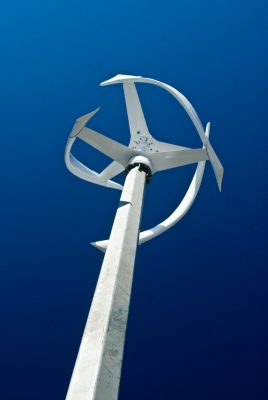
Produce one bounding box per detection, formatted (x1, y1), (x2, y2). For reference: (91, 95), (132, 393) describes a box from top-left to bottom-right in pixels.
(150, 148), (208, 172)
(122, 82), (151, 138)
(206, 142), (224, 191)
(100, 74), (141, 86)
(70, 154), (123, 190)
(65, 109), (123, 190)
(99, 161), (125, 181)
(77, 127), (137, 167)
(205, 123), (224, 191)
(70, 108), (100, 137)
(65, 139), (123, 190)
(91, 239), (107, 253)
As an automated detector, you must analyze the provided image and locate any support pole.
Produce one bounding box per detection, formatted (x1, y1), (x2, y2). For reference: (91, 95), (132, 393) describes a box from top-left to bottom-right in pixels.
(66, 165), (146, 400)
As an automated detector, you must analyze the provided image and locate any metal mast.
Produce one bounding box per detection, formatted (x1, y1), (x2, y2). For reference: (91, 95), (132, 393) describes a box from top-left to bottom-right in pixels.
(66, 165), (148, 400)
(64, 74), (223, 400)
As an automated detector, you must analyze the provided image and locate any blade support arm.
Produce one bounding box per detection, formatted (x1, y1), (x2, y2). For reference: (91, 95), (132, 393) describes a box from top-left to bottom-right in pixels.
(65, 109), (126, 190)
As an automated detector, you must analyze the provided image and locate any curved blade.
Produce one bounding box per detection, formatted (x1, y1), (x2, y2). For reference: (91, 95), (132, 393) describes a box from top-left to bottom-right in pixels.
(100, 74), (141, 86)
(77, 127), (137, 167)
(70, 108), (100, 138)
(99, 161), (125, 181)
(207, 142), (224, 191)
(65, 108), (124, 190)
(150, 148), (208, 172)
(205, 123), (224, 191)
(65, 138), (123, 190)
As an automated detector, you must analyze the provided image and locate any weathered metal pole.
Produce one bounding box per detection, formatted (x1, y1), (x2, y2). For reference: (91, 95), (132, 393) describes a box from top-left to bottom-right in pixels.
(66, 165), (146, 400)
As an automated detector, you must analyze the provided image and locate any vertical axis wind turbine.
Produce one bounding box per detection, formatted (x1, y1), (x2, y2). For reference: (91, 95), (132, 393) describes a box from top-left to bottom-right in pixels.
(64, 74), (223, 400)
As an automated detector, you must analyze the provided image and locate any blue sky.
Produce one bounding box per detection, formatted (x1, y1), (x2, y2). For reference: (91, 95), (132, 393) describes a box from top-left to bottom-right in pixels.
(1, 1), (268, 399)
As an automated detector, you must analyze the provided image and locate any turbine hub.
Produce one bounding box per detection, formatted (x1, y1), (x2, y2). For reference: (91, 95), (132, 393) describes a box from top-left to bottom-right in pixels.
(130, 134), (155, 153)
(126, 155), (153, 183)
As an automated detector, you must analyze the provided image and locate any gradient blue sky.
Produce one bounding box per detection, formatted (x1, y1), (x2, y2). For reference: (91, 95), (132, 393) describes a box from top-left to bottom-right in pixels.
(1, 1), (268, 399)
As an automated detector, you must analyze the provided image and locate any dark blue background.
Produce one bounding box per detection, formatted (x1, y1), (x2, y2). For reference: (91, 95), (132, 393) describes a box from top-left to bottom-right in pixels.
(1, 1), (267, 399)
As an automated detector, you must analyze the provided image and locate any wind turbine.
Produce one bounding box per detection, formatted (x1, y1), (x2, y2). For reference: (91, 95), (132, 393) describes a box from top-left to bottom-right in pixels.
(64, 74), (223, 400)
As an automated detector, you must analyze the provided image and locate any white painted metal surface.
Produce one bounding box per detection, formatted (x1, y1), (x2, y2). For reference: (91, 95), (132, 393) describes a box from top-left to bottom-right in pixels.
(64, 74), (224, 399)
(80, 75), (223, 251)
(66, 166), (146, 400)
(91, 123), (211, 252)
(65, 108), (123, 190)
(100, 74), (223, 189)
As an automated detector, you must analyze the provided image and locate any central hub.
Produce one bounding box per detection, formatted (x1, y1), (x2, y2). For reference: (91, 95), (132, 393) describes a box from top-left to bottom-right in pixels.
(136, 135), (151, 152)
(130, 132), (155, 153)
(126, 155), (153, 183)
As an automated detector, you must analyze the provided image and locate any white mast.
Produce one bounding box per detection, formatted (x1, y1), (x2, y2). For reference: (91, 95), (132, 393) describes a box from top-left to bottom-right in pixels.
(64, 74), (223, 400)
(66, 165), (147, 400)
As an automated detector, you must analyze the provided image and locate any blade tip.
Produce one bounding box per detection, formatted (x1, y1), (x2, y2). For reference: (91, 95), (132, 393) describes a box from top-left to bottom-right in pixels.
(90, 241), (107, 253)
(100, 74), (142, 86)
